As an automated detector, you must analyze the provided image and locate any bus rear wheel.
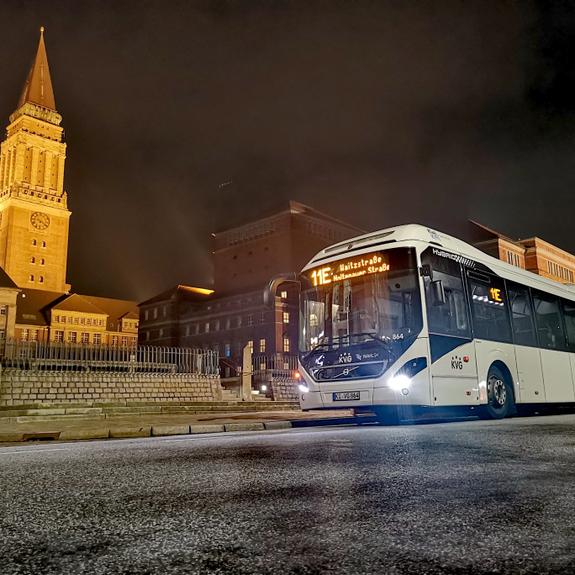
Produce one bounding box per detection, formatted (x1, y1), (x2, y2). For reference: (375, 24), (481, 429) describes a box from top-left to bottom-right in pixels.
(479, 365), (514, 420)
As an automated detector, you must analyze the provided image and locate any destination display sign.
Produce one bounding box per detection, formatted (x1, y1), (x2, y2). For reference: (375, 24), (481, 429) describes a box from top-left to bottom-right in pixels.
(309, 252), (390, 287)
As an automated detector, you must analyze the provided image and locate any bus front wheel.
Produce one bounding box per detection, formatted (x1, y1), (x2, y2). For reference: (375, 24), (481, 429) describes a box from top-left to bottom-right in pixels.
(479, 365), (514, 420)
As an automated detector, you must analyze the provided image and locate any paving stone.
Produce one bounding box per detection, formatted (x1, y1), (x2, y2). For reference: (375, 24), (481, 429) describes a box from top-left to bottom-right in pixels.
(0, 432), (25, 442)
(189, 424), (225, 434)
(263, 421), (292, 430)
(151, 424), (190, 436)
(224, 422), (265, 432)
(109, 426), (151, 439)
(59, 428), (110, 441)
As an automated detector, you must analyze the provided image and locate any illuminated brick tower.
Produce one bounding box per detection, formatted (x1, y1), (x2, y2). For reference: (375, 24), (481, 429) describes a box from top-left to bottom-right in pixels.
(0, 28), (70, 293)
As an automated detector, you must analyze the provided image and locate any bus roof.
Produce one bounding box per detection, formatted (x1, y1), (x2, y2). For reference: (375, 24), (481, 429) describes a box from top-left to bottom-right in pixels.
(303, 223), (575, 301)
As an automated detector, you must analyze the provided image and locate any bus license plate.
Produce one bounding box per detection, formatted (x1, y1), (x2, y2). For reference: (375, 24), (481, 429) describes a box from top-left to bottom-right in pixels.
(333, 391), (360, 401)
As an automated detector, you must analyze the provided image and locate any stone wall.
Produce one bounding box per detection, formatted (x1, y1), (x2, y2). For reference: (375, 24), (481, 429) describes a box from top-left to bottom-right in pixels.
(0, 370), (222, 407)
(268, 377), (299, 402)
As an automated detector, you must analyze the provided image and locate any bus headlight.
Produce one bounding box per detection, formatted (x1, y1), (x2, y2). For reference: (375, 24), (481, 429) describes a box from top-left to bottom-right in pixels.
(298, 384), (310, 393)
(388, 374), (411, 391)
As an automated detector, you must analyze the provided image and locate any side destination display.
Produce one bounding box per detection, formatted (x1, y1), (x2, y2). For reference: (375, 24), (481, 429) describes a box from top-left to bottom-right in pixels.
(309, 252), (391, 287)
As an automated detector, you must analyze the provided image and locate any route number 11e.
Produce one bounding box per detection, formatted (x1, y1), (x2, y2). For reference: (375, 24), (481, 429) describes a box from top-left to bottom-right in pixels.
(311, 267), (332, 286)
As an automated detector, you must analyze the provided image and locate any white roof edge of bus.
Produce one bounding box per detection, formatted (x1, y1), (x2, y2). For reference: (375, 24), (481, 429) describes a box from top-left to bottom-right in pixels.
(302, 223), (575, 299)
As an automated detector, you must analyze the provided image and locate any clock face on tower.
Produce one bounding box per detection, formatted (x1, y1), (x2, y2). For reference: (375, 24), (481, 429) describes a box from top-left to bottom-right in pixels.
(30, 211), (50, 230)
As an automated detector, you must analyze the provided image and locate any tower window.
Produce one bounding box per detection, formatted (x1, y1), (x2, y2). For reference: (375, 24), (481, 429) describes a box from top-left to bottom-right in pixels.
(29, 274), (34, 282)
(41, 241), (46, 248)
(30, 257), (35, 264)
(41, 258), (45, 265)
(39, 276), (44, 283)
(32, 239), (37, 246)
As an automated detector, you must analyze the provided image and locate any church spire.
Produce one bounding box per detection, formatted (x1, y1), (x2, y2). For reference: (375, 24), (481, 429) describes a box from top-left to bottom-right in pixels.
(17, 26), (56, 111)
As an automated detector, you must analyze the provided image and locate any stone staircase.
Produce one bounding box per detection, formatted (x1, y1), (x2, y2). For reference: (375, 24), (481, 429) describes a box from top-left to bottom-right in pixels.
(221, 388), (240, 401)
(221, 389), (272, 402)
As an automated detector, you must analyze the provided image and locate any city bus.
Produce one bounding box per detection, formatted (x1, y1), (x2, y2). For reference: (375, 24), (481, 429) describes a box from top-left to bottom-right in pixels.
(296, 224), (575, 423)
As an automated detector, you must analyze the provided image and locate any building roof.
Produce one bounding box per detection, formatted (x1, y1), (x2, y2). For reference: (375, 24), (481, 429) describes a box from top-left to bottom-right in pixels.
(287, 200), (364, 232)
(139, 285), (214, 307)
(15, 289), (139, 331)
(215, 200), (364, 236)
(52, 294), (107, 315)
(16, 289), (66, 326)
(79, 295), (139, 331)
(468, 220), (522, 246)
(0, 268), (18, 290)
(17, 27), (56, 111)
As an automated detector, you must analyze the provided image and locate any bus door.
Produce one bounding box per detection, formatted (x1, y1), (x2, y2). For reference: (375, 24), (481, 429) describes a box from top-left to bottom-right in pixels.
(422, 250), (479, 406)
(466, 271), (518, 402)
(507, 282), (545, 403)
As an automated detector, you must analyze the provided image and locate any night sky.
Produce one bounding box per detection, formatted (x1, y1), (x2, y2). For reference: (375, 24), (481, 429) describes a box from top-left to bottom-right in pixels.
(1, 1), (575, 302)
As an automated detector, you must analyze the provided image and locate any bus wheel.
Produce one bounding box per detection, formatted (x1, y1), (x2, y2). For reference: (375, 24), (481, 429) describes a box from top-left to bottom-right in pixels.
(374, 406), (401, 426)
(480, 365), (514, 420)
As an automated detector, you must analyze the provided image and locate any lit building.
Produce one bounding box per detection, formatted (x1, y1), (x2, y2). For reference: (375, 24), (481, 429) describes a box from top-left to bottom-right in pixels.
(139, 201), (363, 362)
(470, 221), (575, 283)
(15, 290), (139, 346)
(0, 28), (70, 293)
(0, 29), (140, 345)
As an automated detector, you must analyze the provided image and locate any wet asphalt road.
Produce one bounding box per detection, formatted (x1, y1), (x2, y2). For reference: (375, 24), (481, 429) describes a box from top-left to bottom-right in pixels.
(1, 415), (575, 575)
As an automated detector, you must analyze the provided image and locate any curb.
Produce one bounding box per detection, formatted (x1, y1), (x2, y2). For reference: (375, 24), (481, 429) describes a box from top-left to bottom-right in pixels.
(290, 416), (361, 428)
(109, 426), (152, 439)
(0, 420), (295, 444)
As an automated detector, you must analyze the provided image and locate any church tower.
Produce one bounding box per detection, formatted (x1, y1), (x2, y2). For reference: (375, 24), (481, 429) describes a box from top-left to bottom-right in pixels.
(0, 28), (70, 293)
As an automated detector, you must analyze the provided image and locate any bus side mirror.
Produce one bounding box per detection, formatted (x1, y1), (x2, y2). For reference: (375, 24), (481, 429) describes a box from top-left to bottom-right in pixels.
(430, 280), (446, 306)
(420, 264), (433, 279)
(263, 273), (299, 307)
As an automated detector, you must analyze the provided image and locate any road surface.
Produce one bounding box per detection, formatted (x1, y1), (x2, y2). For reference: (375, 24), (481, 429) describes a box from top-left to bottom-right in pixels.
(1, 415), (575, 574)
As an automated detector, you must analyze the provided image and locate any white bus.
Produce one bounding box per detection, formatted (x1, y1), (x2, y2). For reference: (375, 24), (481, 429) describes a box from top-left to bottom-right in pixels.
(297, 224), (575, 423)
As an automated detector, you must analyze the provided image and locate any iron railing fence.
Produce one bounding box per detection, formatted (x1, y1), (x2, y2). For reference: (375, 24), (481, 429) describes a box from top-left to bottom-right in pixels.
(0, 340), (219, 375)
(252, 353), (298, 376)
(219, 357), (241, 380)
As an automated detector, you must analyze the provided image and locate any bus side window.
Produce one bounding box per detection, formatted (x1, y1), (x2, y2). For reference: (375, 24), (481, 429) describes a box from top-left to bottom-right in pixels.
(424, 270), (470, 338)
(532, 291), (566, 350)
(562, 300), (575, 351)
(507, 283), (537, 347)
(468, 273), (512, 343)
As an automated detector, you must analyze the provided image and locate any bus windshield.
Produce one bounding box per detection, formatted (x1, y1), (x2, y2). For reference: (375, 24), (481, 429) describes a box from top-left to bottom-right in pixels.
(300, 248), (422, 354)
